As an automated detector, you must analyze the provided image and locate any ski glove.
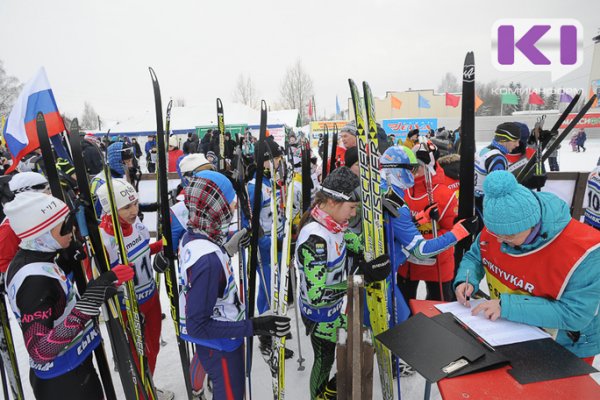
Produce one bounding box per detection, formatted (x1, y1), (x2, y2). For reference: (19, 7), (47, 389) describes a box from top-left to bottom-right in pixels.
(252, 315), (291, 337)
(75, 264), (134, 316)
(149, 239), (164, 255)
(224, 228), (251, 257)
(153, 252), (169, 273)
(522, 174), (547, 191)
(451, 216), (479, 242)
(382, 189), (404, 217)
(414, 203), (439, 226)
(358, 254), (392, 283)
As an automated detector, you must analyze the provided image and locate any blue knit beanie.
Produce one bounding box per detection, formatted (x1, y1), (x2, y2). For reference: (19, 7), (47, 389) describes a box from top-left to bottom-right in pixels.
(194, 170), (235, 203)
(107, 142), (125, 176)
(483, 171), (541, 235)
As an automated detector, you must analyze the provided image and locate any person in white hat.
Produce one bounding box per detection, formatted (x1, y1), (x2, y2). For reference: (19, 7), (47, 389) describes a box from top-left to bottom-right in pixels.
(0, 172), (51, 274)
(95, 178), (174, 400)
(168, 135), (184, 173)
(3, 191), (134, 400)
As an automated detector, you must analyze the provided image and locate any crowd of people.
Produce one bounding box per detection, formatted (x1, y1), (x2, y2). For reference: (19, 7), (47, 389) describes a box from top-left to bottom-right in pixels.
(0, 117), (598, 400)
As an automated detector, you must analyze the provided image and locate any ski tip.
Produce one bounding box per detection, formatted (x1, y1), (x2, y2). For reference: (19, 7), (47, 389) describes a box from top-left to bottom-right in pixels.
(36, 112), (45, 123)
(465, 51), (475, 63)
(70, 118), (80, 133)
(261, 99), (267, 110)
(148, 66), (158, 81)
(217, 98), (223, 107)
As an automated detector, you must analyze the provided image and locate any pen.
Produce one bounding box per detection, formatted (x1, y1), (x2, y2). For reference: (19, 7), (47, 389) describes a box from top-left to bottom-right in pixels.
(453, 315), (496, 352)
(465, 270), (470, 302)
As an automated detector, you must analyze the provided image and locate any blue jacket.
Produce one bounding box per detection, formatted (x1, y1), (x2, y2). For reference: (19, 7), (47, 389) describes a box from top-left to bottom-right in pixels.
(455, 192), (600, 357)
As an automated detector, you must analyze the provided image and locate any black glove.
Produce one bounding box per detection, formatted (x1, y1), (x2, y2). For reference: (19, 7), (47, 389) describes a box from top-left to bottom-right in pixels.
(358, 254), (392, 283)
(415, 148), (432, 165)
(252, 315), (291, 337)
(61, 239), (87, 262)
(451, 215), (480, 241)
(152, 252), (169, 273)
(382, 189), (404, 217)
(522, 174), (547, 190)
(75, 271), (119, 316)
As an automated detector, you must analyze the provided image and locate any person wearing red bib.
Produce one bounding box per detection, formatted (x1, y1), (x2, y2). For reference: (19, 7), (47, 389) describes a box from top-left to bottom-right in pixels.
(454, 170), (600, 361)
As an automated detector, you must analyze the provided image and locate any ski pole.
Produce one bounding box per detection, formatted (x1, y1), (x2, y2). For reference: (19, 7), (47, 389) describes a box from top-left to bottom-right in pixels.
(290, 263), (306, 371)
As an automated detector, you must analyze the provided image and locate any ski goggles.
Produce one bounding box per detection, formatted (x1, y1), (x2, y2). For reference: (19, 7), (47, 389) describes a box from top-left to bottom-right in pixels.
(380, 162), (420, 174)
(59, 211), (76, 236)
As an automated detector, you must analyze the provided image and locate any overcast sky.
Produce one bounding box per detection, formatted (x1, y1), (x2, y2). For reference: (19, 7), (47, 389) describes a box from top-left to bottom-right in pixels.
(1, 0), (599, 122)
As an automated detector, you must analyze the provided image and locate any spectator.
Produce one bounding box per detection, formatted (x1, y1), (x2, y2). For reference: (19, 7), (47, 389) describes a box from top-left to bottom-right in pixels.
(224, 131), (236, 160)
(168, 136), (184, 173)
(200, 130), (212, 155)
(145, 135), (157, 173)
(403, 129), (419, 149)
(576, 128), (587, 152)
(183, 132), (200, 155)
(131, 138), (143, 159)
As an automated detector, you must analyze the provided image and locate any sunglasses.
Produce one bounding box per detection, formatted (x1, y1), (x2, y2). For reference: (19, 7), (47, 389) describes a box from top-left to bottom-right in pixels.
(59, 212), (76, 236)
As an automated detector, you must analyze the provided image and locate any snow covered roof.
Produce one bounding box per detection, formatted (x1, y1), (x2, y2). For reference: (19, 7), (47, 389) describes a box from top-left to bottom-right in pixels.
(98, 102), (298, 136)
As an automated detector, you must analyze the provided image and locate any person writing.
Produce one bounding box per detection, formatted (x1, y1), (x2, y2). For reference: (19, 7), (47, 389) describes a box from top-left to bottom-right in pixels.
(454, 171), (600, 363)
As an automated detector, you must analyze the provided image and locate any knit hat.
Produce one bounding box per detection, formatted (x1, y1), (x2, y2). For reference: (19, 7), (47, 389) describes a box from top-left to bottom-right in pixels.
(96, 178), (139, 213)
(169, 135), (179, 148)
(407, 129), (419, 140)
(494, 122), (521, 143)
(179, 153), (211, 174)
(9, 172), (49, 194)
(4, 192), (69, 240)
(340, 121), (357, 136)
(482, 171), (541, 235)
(261, 136), (283, 159)
(344, 146), (358, 167)
(194, 170), (235, 203)
(321, 166), (360, 202)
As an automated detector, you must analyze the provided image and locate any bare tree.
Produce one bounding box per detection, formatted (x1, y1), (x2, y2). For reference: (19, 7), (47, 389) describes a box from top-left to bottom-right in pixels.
(174, 97), (186, 107)
(279, 59), (314, 124)
(232, 74), (258, 108)
(0, 60), (23, 116)
(80, 101), (100, 130)
(437, 72), (461, 93)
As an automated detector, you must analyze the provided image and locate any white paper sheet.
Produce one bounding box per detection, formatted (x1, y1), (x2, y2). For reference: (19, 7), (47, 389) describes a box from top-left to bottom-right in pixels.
(435, 299), (551, 347)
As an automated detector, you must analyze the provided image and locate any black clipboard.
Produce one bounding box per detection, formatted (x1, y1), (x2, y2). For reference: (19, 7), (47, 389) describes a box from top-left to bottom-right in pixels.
(376, 312), (485, 382)
(431, 313), (510, 377)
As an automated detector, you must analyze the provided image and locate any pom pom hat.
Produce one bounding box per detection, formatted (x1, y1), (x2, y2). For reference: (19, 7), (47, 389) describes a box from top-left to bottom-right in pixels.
(482, 171), (541, 235)
(4, 192), (69, 240)
(96, 178), (139, 213)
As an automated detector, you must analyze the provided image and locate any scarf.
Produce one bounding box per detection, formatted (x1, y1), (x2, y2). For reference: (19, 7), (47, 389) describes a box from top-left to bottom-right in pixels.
(185, 178), (233, 246)
(311, 205), (348, 234)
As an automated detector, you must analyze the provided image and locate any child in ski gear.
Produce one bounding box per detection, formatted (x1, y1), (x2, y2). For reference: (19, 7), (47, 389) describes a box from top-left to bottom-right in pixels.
(474, 122), (521, 215)
(296, 166), (389, 399)
(455, 171), (600, 362)
(178, 171), (290, 400)
(402, 142), (459, 301)
(3, 192), (134, 400)
(379, 146), (478, 303)
(96, 179), (166, 378)
(583, 165), (600, 230)
(576, 128), (587, 152)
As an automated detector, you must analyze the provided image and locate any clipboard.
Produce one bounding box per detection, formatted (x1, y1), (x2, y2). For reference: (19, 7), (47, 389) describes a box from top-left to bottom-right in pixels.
(376, 312), (485, 382)
(431, 313), (510, 377)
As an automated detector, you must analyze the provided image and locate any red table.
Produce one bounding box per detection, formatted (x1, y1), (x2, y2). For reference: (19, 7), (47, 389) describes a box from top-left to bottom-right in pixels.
(410, 300), (600, 400)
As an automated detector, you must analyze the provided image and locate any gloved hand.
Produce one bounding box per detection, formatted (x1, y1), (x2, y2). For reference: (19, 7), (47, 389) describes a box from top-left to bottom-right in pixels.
(414, 203), (439, 226)
(252, 315), (291, 337)
(382, 189), (404, 217)
(61, 239), (87, 262)
(224, 228), (251, 257)
(358, 254), (392, 283)
(149, 239), (164, 255)
(152, 252), (169, 273)
(522, 174), (547, 190)
(451, 216), (479, 241)
(415, 148), (432, 165)
(75, 264), (134, 316)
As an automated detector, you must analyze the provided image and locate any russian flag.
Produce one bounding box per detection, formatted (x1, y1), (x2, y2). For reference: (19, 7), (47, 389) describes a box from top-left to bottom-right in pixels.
(3, 67), (65, 173)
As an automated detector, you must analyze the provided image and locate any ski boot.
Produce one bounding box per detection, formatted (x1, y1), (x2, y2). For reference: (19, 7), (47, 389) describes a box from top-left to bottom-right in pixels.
(316, 376), (337, 399)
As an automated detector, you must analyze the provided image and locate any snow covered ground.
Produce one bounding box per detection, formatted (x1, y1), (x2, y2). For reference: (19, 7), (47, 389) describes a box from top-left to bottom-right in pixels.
(4, 139), (600, 399)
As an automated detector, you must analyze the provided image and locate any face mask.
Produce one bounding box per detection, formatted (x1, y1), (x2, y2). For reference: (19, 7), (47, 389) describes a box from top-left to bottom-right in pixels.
(20, 230), (65, 253)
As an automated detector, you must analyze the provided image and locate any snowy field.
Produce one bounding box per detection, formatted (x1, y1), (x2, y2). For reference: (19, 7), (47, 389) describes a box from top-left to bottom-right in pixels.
(4, 139), (600, 399)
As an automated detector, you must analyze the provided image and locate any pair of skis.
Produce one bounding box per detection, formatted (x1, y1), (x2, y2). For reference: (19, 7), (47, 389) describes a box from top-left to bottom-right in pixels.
(349, 78), (394, 400)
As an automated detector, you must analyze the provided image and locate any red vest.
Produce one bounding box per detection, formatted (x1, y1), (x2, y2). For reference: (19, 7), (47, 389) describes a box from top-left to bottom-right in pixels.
(480, 219), (600, 300)
(506, 147), (536, 175)
(401, 168), (458, 282)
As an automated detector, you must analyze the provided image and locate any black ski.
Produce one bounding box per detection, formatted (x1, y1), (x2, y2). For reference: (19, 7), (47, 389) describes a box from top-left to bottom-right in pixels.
(217, 98), (226, 171)
(68, 119), (148, 400)
(35, 113), (117, 400)
(148, 67), (194, 399)
(455, 52), (476, 270)
(246, 100), (269, 398)
(329, 123), (338, 173)
(301, 140), (312, 213)
(321, 124), (329, 180)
